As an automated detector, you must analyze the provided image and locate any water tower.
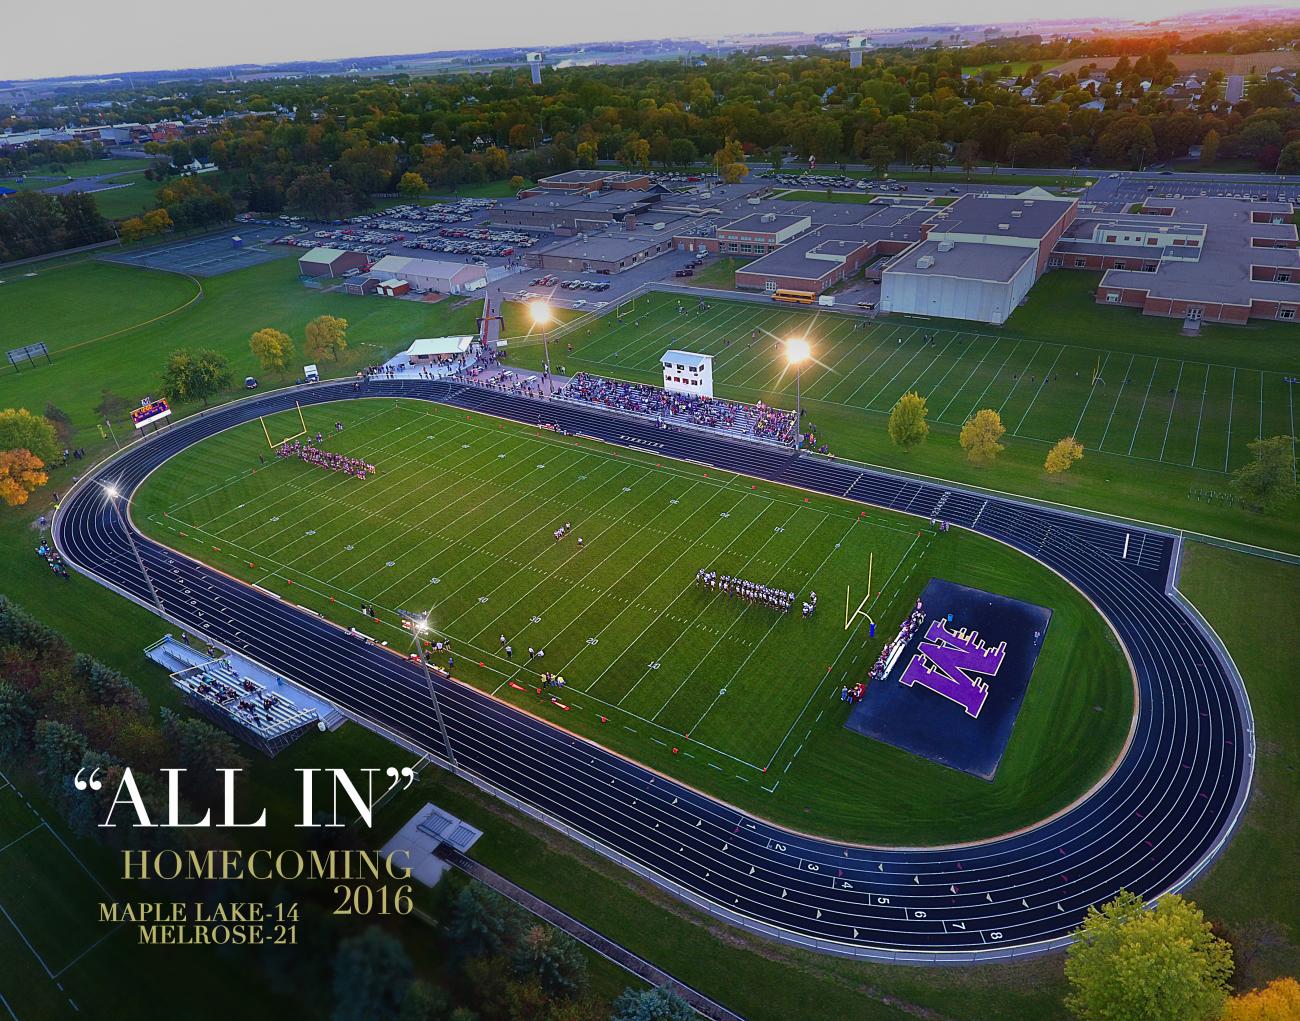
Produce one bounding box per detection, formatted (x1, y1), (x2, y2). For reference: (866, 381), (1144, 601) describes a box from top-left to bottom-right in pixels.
(527, 52), (544, 85)
(848, 36), (867, 69)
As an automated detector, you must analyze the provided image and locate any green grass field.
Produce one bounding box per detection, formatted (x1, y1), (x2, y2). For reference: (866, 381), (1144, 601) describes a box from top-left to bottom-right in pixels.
(133, 398), (1132, 843)
(510, 283), (1300, 552)
(0, 257), (483, 450)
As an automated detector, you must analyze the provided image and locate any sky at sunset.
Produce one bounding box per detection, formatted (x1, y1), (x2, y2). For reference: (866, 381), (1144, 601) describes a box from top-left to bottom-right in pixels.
(2, 1), (1244, 82)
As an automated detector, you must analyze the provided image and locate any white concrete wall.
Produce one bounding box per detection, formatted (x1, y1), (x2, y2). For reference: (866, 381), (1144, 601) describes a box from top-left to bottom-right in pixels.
(880, 257), (1036, 325)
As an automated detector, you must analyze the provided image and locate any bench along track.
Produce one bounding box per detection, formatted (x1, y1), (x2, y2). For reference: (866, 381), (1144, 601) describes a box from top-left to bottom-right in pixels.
(53, 376), (1254, 964)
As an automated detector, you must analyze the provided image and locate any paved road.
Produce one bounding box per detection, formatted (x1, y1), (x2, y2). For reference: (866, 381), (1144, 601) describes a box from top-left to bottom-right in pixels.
(52, 378), (1253, 963)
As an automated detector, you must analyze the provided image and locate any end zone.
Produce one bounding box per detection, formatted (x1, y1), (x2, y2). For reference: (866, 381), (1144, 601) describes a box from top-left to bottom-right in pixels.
(844, 577), (1051, 781)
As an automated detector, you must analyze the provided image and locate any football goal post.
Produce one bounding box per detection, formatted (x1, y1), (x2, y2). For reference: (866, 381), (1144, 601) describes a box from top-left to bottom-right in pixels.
(260, 402), (309, 448)
(844, 551), (875, 632)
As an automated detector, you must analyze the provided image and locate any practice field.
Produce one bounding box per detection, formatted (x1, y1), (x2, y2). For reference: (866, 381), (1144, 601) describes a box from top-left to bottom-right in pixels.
(134, 399), (1134, 842)
(0, 775), (118, 1017)
(542, 291), (1298, 475)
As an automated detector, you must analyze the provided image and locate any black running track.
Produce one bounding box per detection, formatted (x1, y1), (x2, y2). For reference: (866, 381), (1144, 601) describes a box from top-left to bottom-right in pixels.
(53, 378), (1254, 963)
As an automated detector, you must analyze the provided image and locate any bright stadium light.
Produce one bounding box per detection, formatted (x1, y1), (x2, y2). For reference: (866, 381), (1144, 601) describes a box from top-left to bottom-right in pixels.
(100, 482), (165, 613)
(785, 338), (810, 448)
(103, 484), (121, 500)
(532, 302), (554, 395)
(785, 336), (811, 366)
(398, 606), (459, 774)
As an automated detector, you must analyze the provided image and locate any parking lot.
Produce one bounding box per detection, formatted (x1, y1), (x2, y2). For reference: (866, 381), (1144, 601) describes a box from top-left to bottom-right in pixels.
(101, 224), (290, 276)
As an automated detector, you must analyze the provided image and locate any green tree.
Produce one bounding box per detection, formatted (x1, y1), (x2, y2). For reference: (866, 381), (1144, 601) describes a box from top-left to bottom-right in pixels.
(0, 407), (60, 463)
(575, 141), (597, 168)
(888, 391), (929, 451)
(304, 315), (349, 363)
(159, 348), (233, 407)
(1200, 129), (1221, 165)
(1275, 140), (1300, 176)
(668, 137), (697, 169)
(767, 145), (785, 173)
(1065, 890), (1233, 1021)
(956, 139), (980, 178)
(959, 408), (1006, 464)
(397, 980), (449, 1021)
(610, 985), (695, 1021)
(398, 172), (427, 196)
(332, 927), (413, 1021)
(1045, 436), (1084, 475)
(512, 924), (587, 998)
(0, 682), (35, 760)
(869, 143), (894, 179)
(914, 140), (948, 174)
(1231, 435), (1296, 512)
(249, 328), (296, 377)
(447, 884), (527, 961)
(159, 709), (246, 803)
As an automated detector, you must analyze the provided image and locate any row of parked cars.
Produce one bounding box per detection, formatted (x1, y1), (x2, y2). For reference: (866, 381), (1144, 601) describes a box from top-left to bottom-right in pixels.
(439, 226), (537, 246)
(402, 237), (519, 257)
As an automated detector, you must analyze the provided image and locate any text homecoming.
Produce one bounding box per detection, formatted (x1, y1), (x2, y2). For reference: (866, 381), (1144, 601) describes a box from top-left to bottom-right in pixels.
(121, 848), (412, 882)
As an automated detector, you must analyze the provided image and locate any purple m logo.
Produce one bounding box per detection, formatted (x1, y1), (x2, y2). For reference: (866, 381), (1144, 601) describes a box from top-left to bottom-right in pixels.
(897, 619), (1007, 718)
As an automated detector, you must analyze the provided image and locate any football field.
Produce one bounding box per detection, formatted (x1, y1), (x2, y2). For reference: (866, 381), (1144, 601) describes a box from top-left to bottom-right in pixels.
(546, 292), (1298, 475)
(139, 400), (928, 775)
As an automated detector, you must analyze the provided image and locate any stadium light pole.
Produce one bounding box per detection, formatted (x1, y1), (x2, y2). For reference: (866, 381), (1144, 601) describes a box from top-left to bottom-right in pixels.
(785, 337), (811, 450)
(530, 301), (553, 396)
(399, 610), (459, 775)
(102, 484), (164, 614)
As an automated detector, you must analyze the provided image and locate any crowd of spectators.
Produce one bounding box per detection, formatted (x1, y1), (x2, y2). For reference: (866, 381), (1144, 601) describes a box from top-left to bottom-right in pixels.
(559, 373), (797, 444)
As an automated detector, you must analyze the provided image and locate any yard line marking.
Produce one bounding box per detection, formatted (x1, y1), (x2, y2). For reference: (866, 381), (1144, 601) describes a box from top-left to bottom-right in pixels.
(652, 506), (832, 724)
(871, 333), (957, 410)
(1224, 367), (1237, 473)
(1126, 359), (1161, 456)
(813, 322), (905, 403)
(1072, 352), (1112, 437)
(683, 515), (857, 737)
(1189, 364), (1211, 468)
(966, 340), (1034, 424)
(936, 336), (1005, 421)
(1289, 377), (1298, 483)
(1258, 370), (1265, 439)
(841, 328), (921, 407)
(1158, 360), (1185, 462)
(1098, 354), (1136, 450)
(1012, 346), (1064, 435)
(764, 529), (923, 772)
(0, 901), (53, 977)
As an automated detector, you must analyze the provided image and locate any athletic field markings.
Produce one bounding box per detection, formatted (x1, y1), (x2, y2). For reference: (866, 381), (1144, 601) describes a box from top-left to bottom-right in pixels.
(1224, 367), (1237, 473)
(648, 507), (828, 724)
(1012, 347), (1065, 435)
(935, 336), (1005, 421)
(1158, 361), (1186, 462)
(1189, 364), (1210, 468)
(964, 340), (1031, 424)
(1097, 354), (1136, 450)
(1127, 360), (1161, 456)
(763, 529), (924, 773)
(1072, 352), (1112, 437)
(680, 515), (857, 738)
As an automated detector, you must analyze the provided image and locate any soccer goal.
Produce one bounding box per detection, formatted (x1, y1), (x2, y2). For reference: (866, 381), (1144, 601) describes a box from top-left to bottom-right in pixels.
(260, 402), (309, 448)
(844, 551), (876, 632)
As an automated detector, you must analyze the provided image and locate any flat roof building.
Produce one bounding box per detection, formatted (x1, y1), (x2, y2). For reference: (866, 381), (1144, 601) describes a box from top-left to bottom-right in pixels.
(536, 232), (674, 274)
(733, 203), (929, 294)
(525, 170), (652, 195)
(880, 192), (1078, 324)
(1052, 198), (1300, 325)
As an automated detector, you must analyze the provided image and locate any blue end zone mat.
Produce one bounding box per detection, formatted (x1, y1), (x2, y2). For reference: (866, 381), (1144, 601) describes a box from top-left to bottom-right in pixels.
(844, 578), (1052, 780)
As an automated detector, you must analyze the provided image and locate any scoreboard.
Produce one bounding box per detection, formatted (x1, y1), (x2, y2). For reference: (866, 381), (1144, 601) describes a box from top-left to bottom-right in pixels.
(131, 398), (172, 430)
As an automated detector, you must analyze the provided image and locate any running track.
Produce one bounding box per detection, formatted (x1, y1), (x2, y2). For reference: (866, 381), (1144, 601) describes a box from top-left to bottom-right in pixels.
(53, 377), (1254, 963)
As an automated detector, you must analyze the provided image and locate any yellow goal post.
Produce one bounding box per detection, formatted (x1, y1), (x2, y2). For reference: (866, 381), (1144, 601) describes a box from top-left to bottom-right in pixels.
(260, 402), (309, 448)
(844, 551), (875, 632)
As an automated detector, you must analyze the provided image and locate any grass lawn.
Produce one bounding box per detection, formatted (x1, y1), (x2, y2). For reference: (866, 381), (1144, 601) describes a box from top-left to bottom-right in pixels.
(778, 189), (884, 204)
(427, 179), (534, 199)
(507, 284), (1300, 552)
(1180, 544), (1300, 987)
(90, 172), (168, 220)
(961, 60), (1063, 77)
(0, 256), (482, 453)
(5, 157), (152, 181)
(133, 398), (1132, 844)
(680, 255), (753, 288)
